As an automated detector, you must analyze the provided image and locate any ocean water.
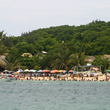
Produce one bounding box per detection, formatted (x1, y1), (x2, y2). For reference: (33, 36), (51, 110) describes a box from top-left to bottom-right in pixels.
(0, 80), (110, 110)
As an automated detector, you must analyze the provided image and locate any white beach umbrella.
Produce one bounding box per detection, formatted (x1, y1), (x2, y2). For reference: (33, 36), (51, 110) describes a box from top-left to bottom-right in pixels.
(3, 70), (9, 73)
(24, 69), (29, 72)
(29, 69), (36, 72)
(37, 70), (42, 72)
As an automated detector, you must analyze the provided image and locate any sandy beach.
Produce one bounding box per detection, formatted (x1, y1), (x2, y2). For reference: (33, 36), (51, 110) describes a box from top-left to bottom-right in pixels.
(19, 74), (109, 82)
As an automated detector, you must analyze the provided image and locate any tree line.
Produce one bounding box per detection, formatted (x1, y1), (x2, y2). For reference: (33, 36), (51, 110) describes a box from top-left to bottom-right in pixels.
(0, 20), (110, 72)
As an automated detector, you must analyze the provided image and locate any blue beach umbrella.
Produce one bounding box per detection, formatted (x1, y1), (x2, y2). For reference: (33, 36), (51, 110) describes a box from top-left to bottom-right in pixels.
(67, 73), (70, 75)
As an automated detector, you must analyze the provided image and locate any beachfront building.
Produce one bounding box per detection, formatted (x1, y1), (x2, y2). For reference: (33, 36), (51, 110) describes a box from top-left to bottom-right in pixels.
(85, 56), (95, 66)
(104, 54), (110, 62)
(21, 53), (33, 57)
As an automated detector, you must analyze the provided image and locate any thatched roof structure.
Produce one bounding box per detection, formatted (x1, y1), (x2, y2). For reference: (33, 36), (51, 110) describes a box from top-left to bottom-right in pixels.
(104, 54), (110, 58)
(104, 54), (110, 61)
(21, 53), (32, 57)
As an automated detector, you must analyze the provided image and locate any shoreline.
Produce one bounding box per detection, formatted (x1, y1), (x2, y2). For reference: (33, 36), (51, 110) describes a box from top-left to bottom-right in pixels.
(18, 75), (109, 82)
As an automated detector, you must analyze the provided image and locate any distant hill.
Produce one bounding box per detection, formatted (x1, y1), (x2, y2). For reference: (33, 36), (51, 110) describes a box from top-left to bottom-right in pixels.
(1, 20), (110, 55)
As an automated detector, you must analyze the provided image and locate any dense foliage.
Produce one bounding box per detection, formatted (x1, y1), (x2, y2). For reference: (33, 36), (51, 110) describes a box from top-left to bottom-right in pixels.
(0, 20), (110, 71)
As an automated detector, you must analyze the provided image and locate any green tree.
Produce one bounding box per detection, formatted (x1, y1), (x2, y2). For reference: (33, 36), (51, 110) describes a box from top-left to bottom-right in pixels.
(16, 42), (35, 55)
(74, 32), (83, 41)
(8, 47), (20, 58)
(21, 55), (40, 69)
(92, 55), (110, 73)
(66, 41), (77, 54)
(0, 31), (6, 39)
(68, 52), (87, 69)
(0, 61), (5, 71)
(40, 49), (57, 69)
(51, 48), (71, 70)
(3, 54), (21, 71)
(0, 45), (8, 55)
(1, 37), (12, 47)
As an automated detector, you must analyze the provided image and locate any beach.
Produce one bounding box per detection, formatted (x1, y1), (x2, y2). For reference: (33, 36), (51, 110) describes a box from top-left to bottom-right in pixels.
(19, 74), (109, 82)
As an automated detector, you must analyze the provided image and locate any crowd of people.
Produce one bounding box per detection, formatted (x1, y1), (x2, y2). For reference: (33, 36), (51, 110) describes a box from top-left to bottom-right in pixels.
(13, 72), (110, 82)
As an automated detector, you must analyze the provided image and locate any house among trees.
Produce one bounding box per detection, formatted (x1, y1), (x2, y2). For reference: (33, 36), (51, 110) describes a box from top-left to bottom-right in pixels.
(85, 56), (95, 66)
(85, 55), (110, 63)
(21, 53), (33, 57)
(85, 56), (95, 62)
(104, 54), (110, 61)
(42, 51), (47, 54)
(87, 56), (95, 62)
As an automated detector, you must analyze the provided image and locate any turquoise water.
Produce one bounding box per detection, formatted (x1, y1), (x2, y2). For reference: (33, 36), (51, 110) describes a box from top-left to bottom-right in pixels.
(0, 80), (110, 110)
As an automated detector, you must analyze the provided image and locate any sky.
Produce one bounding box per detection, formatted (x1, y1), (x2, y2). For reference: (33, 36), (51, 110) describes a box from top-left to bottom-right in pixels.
(0, 0), (110, 36)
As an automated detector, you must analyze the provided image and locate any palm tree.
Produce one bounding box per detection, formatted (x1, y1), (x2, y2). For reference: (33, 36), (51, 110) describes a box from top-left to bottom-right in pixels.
(3, 54), (21, 71)
(51, 49), (70, 70)
(0, 30), (7, 39)
(68, 52), (87, 68)
(92, 55), (110, 72)
(0, 31), (4, 39)
(0, 45), (8, 55)
(0, 46), (8, 70)
(0, 61), (5, 70)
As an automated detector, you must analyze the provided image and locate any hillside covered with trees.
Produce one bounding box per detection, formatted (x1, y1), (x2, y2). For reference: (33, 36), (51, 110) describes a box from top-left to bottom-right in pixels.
(0, 20), (110, 71)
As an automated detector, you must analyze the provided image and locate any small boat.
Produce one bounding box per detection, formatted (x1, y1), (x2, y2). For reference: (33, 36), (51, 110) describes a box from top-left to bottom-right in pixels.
(0, 74), (15, 82)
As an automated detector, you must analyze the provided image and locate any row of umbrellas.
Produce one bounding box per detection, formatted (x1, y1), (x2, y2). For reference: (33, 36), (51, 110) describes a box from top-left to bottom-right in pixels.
(18, 69), (74, 73)
(3, 67), (99, 74)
